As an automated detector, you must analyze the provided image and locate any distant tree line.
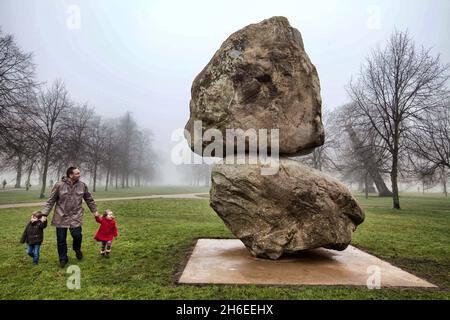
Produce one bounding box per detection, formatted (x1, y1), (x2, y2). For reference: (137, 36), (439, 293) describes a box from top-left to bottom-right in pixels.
(178, 163), (211, 187)
(0, 28), (156, 198)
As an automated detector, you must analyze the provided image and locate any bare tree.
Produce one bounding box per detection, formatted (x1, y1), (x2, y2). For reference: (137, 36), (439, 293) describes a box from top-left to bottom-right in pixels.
(0, 29), (36, 128)
(117, 112), (137, 188)
(0, 29), (37, 187)
(63, 103), (95, 166)
(21, 80), (70, 198)
(439, 167), (448, 197)
(340, 103), (393, 197)
(0, 26), (159, 193)
(0, 120), (38, 188)
(102, 120), (119, 191)
(348, 30), (449, 209)
(86, 116), (106, 192)
(406, 100), (449, 168)
(24, 157), (38, 191)
(405, 100), (449, 196)
(130, 129), (156, 187)
(295, 110), (336, 172)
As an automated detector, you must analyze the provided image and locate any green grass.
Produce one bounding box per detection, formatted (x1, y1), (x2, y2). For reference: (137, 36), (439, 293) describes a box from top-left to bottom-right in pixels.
(352, 193), (450, 291)
(0, 194), (448, 299)
(0, 185), (209, 205)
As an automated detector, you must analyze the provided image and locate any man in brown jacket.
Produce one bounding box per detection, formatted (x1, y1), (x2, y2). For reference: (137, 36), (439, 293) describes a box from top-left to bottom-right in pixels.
(41, 166), (98, 267)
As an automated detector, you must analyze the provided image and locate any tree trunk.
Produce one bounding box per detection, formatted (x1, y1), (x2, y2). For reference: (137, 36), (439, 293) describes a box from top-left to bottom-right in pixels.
(57, 167), (62, 181)
(364, 172), (369, 199)
(365, 174), (376, 193)
(357, 176), (365, 193)
(37, 163), (43, 186)
(93, 162), (98, 192)
(15, 155), (23, 188)
(367, 161), (392, 196)
(345, 125), (393, 197)
(391, 149), (401, 209)
(105, 166), (110, 191)
(40, 150), (51, 199)
(442, 167), (447, 197)
(25, 161), (34, 191)
(444, 179), (448, 197)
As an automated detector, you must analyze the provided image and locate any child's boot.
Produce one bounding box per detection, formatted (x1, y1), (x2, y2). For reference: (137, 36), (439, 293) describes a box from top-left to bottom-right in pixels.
(100, 242), (106, 256)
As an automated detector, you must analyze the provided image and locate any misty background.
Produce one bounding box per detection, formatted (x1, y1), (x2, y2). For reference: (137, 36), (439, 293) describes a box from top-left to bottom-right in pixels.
(0, 0), (449, 190)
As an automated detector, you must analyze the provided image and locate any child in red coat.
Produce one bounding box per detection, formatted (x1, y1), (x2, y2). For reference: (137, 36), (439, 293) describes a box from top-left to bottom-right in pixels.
(94, 209), (118, 257)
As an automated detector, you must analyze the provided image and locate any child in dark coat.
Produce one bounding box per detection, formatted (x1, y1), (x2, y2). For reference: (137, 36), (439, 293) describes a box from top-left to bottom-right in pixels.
(94, 209), (118, 257)
(20, 211), (47, 264)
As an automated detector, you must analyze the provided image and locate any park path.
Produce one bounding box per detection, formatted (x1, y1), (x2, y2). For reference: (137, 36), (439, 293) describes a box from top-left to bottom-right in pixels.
(0, 193), (209, 210)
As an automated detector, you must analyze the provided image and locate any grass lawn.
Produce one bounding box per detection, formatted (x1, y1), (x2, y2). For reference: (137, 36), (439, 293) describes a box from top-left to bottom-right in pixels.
(0, 194), (448, 299)
(0, 185), (210, 205)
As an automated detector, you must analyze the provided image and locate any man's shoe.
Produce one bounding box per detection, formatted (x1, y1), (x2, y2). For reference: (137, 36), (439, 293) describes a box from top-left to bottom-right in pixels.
(59, 258), (68, 268)
(75, 250), (83, 260)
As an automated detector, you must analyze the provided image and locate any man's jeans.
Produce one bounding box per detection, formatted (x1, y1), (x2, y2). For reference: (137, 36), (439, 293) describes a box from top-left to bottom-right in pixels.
(27, 244), (41, 264)
(56, 227), (82, 262)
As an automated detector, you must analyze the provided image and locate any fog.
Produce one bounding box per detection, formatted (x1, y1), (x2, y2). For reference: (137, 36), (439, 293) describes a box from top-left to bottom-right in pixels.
(1, 0), (449, 185)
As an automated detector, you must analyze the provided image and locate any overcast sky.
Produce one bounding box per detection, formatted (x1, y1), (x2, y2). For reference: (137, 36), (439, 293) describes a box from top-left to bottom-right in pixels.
(1, 0), (449, 183)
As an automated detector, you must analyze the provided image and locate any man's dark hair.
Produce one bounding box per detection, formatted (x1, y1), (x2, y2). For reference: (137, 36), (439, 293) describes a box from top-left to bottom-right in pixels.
(66, 166), (79, 177)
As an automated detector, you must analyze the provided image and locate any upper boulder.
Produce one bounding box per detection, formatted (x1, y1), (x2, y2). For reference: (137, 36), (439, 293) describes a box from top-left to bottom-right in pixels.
(185, 16), (324, 157)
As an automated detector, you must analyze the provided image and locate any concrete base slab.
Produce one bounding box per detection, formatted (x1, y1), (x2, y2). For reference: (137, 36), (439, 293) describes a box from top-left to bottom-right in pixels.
(178, 239), (436, 288)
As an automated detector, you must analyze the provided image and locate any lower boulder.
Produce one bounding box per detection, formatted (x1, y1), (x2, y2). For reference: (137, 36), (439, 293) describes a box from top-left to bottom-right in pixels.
(210, 157), (365, 259)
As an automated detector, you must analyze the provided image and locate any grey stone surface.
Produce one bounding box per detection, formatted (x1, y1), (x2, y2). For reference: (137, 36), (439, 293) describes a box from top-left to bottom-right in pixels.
(184, 16), (365, 261)
(210, 157), (365, 259)
(179, 239), (436, 287)
(185, 16), (324, 157)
